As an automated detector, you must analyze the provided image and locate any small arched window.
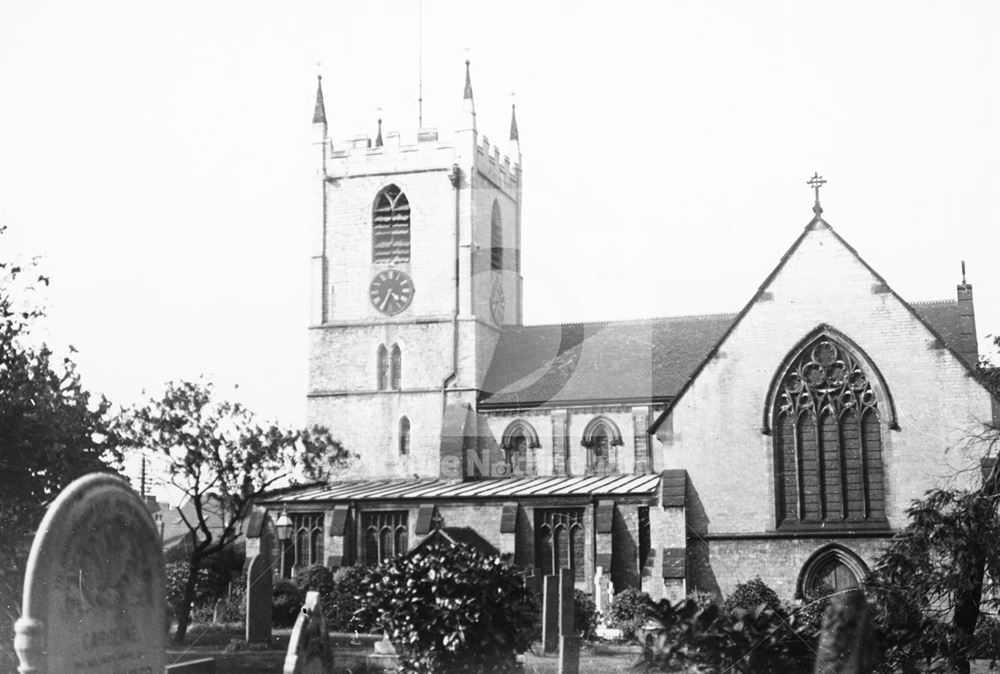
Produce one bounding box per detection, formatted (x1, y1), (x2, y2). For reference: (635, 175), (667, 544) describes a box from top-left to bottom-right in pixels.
(376, 345), (388, 391)
(399, 417), (410, 456)
(372, 184), (411, 263)
(582, 417), (622, 476)
(770, 332), (889, 529)
(797, 544), (869, 600)
(501, 420), (540, 477)
(390, 344), (402, 390)
(490, 200), (503, 271)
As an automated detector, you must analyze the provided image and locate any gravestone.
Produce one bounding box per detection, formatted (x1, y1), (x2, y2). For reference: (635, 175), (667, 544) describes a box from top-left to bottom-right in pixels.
(243, 509), (274, 645)
(283, 590), (334, 674)
(13, 473), (166, 674)
(557, 567), (580, 674)
(541, 574), (559, 653)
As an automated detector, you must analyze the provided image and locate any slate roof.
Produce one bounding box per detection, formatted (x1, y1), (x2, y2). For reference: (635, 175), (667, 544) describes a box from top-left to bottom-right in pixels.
(479, 314), (736, 408)
(479, 300), (963, 409)
(260, 474), (662, 504)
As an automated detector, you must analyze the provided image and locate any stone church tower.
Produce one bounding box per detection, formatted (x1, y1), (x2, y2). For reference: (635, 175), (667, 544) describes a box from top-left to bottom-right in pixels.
(307, 64), (523, 479)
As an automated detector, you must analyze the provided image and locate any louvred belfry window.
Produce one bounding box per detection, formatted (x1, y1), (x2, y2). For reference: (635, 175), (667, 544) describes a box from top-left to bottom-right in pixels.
(773, 336), (887, 529)
(372, 185), (411, 263)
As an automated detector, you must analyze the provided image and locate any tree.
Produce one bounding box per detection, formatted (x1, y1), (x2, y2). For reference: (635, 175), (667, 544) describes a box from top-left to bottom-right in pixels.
(0, 236), (117, 669)
(863, 336), (1000, 673)
(113, 379), (350, 643)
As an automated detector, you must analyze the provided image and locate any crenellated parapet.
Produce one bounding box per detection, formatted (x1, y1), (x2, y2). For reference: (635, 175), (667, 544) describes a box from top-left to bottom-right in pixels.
(475, 134), (521, 196)
(325, 128), (460, 180)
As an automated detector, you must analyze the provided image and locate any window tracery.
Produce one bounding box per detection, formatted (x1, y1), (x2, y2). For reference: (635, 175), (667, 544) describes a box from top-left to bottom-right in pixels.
(536, 509), (584, 582)
(773, 336), (887, 528)
(372, 185), (411, 263)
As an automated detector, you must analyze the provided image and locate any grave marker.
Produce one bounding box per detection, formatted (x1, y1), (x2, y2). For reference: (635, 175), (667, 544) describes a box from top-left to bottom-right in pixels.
(541, 574), (559, 653)
(13, 473), (166, 674)
(283, 590), (334, 674)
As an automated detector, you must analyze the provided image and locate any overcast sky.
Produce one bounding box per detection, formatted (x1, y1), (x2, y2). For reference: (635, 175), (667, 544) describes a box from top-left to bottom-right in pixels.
(2, 1), (998, 453)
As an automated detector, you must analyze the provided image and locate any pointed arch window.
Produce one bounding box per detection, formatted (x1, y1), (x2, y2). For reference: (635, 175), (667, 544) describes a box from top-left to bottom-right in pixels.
(281, 512), (324, 577)
(372, 184), (411, 263)
(390, 344), (402, 390)
(582, 417), (622, 476)
(501, 420), (540, 477)
(377, 345), (388, 391)
(536, 509), (584, 582)
(797, 544), (869, 600)
(490, 200), (503, 271)
(361, 511), (408, 564)
(399, 416), (410, 456)
(770, 333), (889, 530)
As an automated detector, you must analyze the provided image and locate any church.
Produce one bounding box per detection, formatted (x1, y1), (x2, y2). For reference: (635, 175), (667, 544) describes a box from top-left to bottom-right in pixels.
(259, 64), (997, 604)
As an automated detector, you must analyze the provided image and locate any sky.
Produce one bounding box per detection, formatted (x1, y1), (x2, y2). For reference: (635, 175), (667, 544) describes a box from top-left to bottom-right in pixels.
(2, 2), (999, 487)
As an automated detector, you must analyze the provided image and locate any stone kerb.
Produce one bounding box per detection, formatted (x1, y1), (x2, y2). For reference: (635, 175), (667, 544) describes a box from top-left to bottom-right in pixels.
(13, 472), (166, 674)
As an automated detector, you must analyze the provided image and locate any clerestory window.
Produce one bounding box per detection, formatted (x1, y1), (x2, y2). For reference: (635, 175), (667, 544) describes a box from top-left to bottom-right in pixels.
(372, 185), (411, 263)
(771, 334), (888, 529)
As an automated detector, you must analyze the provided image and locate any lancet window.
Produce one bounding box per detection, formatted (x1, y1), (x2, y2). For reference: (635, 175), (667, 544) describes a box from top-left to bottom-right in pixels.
(361, 511), (408, 564)
(536, 509), (584, 582)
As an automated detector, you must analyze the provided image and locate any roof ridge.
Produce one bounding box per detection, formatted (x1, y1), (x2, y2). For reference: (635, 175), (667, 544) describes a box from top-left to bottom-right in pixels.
(910, 298), (957, 306)
(521, 311), (739, 329)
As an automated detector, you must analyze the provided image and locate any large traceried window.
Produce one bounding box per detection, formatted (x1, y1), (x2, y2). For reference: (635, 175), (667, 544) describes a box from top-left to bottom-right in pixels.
(372, 185), (411, 263)
(490, 200), (503, 271)
(771, 334), (889, 529)
(536, 509), (585, 582)
(362, 511), (408, 564)
(281, 512), (324, 577)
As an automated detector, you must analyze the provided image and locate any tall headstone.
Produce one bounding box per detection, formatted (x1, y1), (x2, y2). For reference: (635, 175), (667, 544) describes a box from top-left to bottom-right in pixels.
(13, 473), (166, 674)
(558, 567), (574, 637)
(243, 510), (274, 645)
(541, 575), (559, 653)
(557, 567), (580, 674)
(283, 591), (334, 674)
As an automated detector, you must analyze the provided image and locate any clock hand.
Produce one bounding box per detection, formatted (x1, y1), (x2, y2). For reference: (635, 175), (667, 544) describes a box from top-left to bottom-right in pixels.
(380, 293), (392, 310)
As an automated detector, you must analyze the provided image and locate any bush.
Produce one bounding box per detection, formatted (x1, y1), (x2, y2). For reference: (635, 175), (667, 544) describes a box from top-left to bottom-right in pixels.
(164, 560), (228, 625)
(272, 578), (304, 628)
(360, 543), (538, 673)
(574, 589), (598, 641)
(328, 565), (375, 632)
(723, 576), (781, 613)
(607, 588), (650, 638)
(638, 597), (817, 672)
(974, 615), (1000, 660)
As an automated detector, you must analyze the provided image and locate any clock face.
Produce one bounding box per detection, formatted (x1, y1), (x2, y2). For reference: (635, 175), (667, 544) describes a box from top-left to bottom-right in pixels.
(490, 282), (505, 325)
(369, 269), (414, 315)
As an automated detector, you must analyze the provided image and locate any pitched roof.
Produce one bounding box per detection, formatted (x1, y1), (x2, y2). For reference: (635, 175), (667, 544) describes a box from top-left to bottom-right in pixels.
(479, 256), (966, 411)
(479, 314), (736, 408)
(646, 214), (979, 433)
(260, 474), (661, 504)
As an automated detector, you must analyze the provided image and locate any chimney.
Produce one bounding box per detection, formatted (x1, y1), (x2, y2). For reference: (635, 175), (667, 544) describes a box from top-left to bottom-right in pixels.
(957, 261), (979, 367)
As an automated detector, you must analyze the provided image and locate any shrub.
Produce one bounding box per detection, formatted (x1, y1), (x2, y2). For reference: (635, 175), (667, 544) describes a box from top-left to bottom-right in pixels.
(272, 578), (304, 628)
(164, 560), (228, 625)
(607, 588), (650, 638)
(213, 573), (246, 624)
(328, 565), (375, 632)
(638, 597), (817, 672)
(574, 589), (598, 641)
(360, 543), (538, 673)
(723, 576), (781, 614)
(974, 615), (1000, 660)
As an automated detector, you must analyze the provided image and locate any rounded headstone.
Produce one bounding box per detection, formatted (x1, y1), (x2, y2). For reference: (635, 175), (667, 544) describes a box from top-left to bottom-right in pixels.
(14, 472), (166, 674)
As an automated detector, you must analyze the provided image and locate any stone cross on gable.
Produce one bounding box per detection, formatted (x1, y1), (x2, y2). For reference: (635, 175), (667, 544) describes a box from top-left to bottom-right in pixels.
(807, 172), (827, 215)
